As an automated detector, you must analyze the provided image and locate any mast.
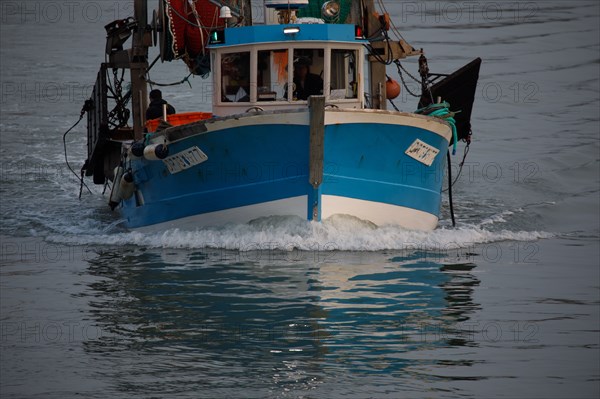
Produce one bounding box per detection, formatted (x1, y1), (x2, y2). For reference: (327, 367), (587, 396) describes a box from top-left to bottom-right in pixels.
(241, 0), (252, 24)
(348, 0), (386, 109)
(366, 0), (387, 110)
(350, 0), (421, 110)
(131, 0), (150, 140)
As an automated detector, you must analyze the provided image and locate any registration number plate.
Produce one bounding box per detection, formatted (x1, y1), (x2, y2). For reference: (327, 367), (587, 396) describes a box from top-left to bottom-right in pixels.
(405, 139), (439, 167)
(163, 146), (208, 174)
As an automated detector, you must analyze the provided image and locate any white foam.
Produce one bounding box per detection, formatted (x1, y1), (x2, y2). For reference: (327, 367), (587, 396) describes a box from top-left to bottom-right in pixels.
(480, 209), (516, 225)
(45, 214), (553, 252)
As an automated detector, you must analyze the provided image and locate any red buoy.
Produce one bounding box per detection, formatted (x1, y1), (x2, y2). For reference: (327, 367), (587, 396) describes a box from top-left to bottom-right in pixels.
(386, 77), (401, 100)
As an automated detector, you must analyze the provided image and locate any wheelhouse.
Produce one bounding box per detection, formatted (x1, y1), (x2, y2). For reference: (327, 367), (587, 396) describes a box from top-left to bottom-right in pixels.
(208, 23), (366, 116)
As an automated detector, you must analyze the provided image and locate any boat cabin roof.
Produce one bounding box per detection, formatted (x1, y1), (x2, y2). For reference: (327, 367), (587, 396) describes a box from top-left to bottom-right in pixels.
(207, 23), (366, 48)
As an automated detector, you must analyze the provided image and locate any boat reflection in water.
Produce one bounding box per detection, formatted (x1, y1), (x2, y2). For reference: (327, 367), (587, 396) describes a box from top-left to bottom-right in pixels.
(81, 248), (479, 395)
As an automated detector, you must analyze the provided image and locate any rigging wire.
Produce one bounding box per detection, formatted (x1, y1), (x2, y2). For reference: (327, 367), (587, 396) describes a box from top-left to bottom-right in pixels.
(396, 60), (421, 84)
(388, 98), (400, 111)
(394, 60), (421, 97)
(63, 102), (94, 198)
(362, 16), (428, 100)
(376, 0), (406, 42)
(443, 138), (471, 192)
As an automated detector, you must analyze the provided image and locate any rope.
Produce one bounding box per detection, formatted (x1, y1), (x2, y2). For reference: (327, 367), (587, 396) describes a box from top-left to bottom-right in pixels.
(63, 102), (94, 198)
(415, 101), (459, 155)
(188, 0), (206, 55)
(147, 73), (193, 88)
(446, 150), (456, 227)
(361, 18), (397, 66)
(102, 180), (110, 195)
(105, 68), (130, 128)
(363, 42), (393, 66)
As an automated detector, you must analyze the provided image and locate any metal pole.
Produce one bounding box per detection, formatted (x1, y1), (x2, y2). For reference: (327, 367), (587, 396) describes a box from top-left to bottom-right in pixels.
(360, 0), (387, 110)
(131, 0), (149, 140)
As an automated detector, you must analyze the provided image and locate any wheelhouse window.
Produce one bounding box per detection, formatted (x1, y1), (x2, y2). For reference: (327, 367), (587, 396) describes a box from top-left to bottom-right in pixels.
(257, 49), (288, 101)
(330, 49), (358, 99)
(221, 51), (250, 102)
(292, 49), (324, 101)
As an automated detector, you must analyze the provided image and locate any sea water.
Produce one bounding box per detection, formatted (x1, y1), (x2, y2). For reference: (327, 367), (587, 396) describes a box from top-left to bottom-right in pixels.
(1, 1), (598, 398)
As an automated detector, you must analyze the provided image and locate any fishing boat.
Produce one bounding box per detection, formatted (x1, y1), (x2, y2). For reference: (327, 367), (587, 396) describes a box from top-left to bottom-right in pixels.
(81, 0), (480, 231)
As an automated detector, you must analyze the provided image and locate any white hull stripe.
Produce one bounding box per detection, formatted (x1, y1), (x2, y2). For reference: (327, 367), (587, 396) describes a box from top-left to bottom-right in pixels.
(132, 196), (308, 233)
(321, 195), (439, 231)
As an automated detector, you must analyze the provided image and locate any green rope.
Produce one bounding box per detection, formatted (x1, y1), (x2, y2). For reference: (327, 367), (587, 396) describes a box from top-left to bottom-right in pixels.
(415, 101), (460, 155)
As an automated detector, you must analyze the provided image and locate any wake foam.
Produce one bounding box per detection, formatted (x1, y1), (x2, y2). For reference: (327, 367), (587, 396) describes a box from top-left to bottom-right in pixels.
(46, 213), (552, 251)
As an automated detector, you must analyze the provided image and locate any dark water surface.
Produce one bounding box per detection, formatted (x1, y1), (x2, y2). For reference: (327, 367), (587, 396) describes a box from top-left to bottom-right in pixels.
(1, 1), (599, 398)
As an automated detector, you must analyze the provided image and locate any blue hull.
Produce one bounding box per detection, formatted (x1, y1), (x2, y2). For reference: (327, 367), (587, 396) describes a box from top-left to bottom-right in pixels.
(120, 110), (451, 230)
(320, 121), (449, 227)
